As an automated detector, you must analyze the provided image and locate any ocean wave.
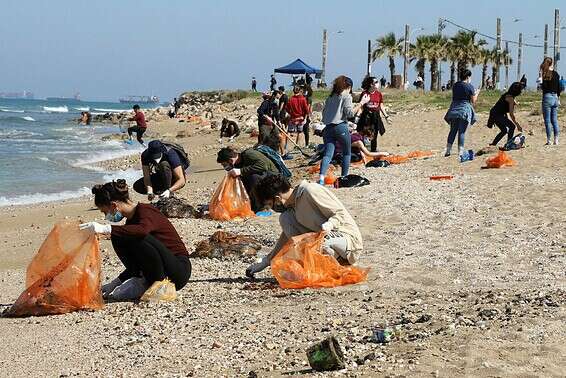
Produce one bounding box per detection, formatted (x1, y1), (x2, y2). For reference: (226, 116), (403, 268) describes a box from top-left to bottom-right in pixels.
(93, 108), (131, 113)
(21, 116), (35, 122)
(0, 108), (25, 113)
(0, 129), (41, 138)
(0, 187), (91, 207)
(43, 105), (69, 113)
(103, 168), (141, 184)
(71, 145), (143, 167)
(74, 107), (90, 111)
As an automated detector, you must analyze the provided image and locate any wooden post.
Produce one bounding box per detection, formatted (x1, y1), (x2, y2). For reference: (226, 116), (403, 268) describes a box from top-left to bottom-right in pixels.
(403, 24), (410, 89)
(367, 39), (372, 76)
(544, 24), (549, 57)
(505, 42), (510, 89)
(554, 9), (560, 65)
(321, 29), (328, 87)
(517, 33), (523, 81)
(496, 18), (501, 89)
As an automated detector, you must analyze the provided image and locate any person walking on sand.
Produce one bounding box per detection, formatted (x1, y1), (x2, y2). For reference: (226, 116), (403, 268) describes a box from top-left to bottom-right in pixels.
(358, 76), (390, 152)
(286, 86), (310, 150)
(539, 57), (562, 145)
(133, 140), (189, 201)
(487, 82), (524, 146)
(79, 179), (191, 301)
(245, 174), (363, 278)
(251, 77), (257, 92)
(256, 91), (282, 152)
(443, 69), (479, 160)
(127, 105), (147, 146)
(319, 76), (369, 185)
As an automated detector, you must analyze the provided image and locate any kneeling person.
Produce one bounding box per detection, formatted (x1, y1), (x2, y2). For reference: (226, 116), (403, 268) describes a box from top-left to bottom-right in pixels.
(216, 147), (279, 211)
(80, 180), (191, 300)
(245, 174), (363, 277)
(134, 140), (189, 200)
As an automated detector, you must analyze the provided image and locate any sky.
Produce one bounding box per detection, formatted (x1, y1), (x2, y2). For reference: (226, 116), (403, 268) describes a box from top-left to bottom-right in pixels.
(0, 0), (564, 101)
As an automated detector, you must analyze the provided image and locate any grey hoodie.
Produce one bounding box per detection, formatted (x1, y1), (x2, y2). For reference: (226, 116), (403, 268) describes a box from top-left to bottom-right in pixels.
(322, 92), (355, 125)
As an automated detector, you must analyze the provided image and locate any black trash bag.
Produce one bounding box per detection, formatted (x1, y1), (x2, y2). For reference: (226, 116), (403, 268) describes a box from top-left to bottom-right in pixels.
(365, 159), (390, 168)
(333, 174), (370, 188)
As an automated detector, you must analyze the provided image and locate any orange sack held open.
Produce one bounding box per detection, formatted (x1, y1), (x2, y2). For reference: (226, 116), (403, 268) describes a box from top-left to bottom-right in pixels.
(380, 155), (409, 164)
(5, 222), (104, 317)
(407, 150), (434, 159)
(270, 232), (368, 289)
(209, 175), (255, 221)
(484, 151), (516, 169)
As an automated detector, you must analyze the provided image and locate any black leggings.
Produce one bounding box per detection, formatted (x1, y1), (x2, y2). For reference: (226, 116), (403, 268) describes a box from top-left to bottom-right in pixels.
(490, 114), (515, 146)
(127, 126), (146, 144)
(111, 234), (191, 290)
(303, 117), (311, 146)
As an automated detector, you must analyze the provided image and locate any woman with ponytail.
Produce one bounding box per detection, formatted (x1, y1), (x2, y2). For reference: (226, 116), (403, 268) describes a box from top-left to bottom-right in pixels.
(80, 179), (191, 301)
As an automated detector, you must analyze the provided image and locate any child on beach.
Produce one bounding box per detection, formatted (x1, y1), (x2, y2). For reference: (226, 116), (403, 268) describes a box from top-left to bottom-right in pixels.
(319, 76), (369, 184)
(487, 82), (524, 146)
(245, 174), (363, 278)
(127, 105), (147, 146)
(79, 179), (191, 301)
(444, 69), (479, 159)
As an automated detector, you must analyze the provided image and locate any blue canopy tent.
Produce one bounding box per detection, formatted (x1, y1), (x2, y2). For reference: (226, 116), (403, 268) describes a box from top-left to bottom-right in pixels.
(274, 58), (322, 77)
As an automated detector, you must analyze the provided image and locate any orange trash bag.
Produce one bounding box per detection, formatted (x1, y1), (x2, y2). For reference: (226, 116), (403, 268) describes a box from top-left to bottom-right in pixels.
(209, 175), (255, 221)
(271, 232), (369, 289)
(380, 154), (409, 164)
(484, 151), (515, 168)
(407, 150), (434, 159)
(5, 222), (104, 317)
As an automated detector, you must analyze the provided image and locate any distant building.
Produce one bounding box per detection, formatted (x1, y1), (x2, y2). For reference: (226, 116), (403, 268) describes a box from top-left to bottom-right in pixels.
(0, 91), (34, 99)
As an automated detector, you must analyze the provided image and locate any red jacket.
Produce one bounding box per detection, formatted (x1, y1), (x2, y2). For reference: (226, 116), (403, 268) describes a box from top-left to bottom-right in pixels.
(286, 94), (310, 122)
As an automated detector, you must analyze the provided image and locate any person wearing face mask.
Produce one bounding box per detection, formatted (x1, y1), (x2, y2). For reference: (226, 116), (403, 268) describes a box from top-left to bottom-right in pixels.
(359, 76), (390, 152)
(319, 76), (370, 184)
(216, 147), (279, 212)
(245, 174), (362, 278)
(79, 180), (191, 300)
(133, 140), (189, 201)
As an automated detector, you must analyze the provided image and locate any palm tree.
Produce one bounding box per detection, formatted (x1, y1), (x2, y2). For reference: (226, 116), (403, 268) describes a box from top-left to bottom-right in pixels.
(372, 32), (404, 84)
(415, 34), (448, 91)
(450, 31), (487, 74)
(479, 48), (493, 89)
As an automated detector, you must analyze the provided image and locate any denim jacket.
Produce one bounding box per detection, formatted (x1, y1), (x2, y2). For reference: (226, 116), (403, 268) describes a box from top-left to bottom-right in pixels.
(444, 100), (476, 126)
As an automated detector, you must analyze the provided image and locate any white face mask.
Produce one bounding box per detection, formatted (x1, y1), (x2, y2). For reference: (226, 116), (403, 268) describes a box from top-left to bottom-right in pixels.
(153, 154), (162, 164)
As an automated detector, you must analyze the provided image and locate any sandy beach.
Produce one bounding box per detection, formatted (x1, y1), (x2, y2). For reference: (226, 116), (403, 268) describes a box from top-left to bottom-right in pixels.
(0, 95), (564, 377)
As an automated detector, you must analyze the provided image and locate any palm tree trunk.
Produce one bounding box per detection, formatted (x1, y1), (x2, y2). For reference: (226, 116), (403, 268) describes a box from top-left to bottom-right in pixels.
(450, 61), (456, 85)
(430, 59), (439, 91)
(388, 56), (396, 85)
(491, 66), (497, 88)
(481, 64), (488, 89)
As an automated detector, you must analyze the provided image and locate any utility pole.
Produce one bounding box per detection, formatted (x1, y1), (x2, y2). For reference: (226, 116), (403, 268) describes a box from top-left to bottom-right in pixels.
(321, 29), (328, 87)
(544, 24), (549, 57)
(554, 9), (560, 68)
(438, 18), (444, 90)
(505, 41), (510, 89)
(496, 18), (501, 90)
(517, 33), (523, 81)
(367, 39), (372, 76)
(403, 24), (410, 89)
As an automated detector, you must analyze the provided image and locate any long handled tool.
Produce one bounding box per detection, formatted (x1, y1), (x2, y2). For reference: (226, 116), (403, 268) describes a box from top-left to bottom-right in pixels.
(275, 123), (313, 158)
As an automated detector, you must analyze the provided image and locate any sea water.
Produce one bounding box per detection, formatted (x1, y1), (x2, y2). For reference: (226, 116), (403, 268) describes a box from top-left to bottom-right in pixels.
(0, 98), (156, 206)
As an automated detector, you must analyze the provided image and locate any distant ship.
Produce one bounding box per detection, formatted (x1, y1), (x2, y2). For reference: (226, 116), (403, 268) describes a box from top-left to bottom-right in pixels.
(46, 92), (82, 103)
(119, 95), (159, 105)
(0, 91), (34, 99)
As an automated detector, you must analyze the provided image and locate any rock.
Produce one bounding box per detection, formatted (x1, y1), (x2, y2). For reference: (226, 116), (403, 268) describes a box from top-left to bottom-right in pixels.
(193, 231), (262, 260)
(476, 146), (499, 156)
(153, 197), (200, 218)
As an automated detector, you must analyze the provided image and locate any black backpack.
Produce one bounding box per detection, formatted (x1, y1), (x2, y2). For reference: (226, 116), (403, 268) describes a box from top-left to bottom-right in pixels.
(333, 174), (370, 188)
(163, 142), (190, 171)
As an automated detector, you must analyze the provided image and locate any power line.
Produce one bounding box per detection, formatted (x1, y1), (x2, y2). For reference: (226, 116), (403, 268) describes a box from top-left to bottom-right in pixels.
(440, 18), (566, 49)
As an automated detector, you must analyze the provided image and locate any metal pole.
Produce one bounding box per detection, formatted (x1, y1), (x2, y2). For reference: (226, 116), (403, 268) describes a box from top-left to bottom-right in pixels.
(321, 29), (328, 87)
(517, 33), (523, 81)
(505, 41), (510, 89)
(438, 18), (443, 90)
(367, 39), (372, 76)
(403, 24), (409, 89)
(554, 9), (561, 66)
(496, 18), (501, 89)
(544, 24), (549, 57)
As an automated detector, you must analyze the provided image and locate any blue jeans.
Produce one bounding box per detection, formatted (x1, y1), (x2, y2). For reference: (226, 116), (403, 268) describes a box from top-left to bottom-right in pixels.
(447, 118), (469, 148)
(542, 93), (560, 141)
(320, 122), (351, 177)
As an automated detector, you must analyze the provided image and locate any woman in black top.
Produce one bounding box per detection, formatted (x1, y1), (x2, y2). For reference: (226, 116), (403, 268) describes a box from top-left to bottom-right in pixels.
(487, 82), (523, 146)
(539, 57), (561, 145)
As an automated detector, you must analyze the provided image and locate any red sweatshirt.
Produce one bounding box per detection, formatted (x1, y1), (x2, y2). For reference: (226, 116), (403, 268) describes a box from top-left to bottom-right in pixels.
(286, 94), (310, 122)
(111, 203), (188, 256)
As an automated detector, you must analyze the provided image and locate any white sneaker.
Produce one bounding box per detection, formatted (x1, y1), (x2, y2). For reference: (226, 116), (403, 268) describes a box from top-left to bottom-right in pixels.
(245, 256), (271, 278)
(108, 277), (149, 301)
(101, 277), (122, 299)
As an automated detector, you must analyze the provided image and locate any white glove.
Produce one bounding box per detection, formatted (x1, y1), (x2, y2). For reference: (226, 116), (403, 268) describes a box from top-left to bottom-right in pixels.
(321, 221), (334, 232)
(159, 189), (171, 198)
(359, 94), (371, 105)
(228, 168), (241, 177)
(228, 136), (235, 142)
(79, 222), (112, 234)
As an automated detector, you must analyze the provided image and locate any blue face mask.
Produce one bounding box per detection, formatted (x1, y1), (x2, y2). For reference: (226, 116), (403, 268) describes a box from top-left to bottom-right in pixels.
(105, 210), (124, 223)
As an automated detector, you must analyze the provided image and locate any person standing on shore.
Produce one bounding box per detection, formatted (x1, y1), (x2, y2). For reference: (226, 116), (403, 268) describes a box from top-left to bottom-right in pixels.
(539, 57), (561, 145)
(487, 82), (523, 146)
(303, 84), (314, 147)
(127, 105), (147, 146)
(79, 179), (191, 301)
(251, 77), (257, 92)
(358, 76), (389, 152)
(286, 86), (310, 149)
(133, 140), (189, 200)
(319, 76), (369, 185)
(443, 69), (479, 160)
(270, 74), (277, 91)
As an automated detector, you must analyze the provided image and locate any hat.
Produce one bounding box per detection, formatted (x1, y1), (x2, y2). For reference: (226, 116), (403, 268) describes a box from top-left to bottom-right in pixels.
(147, 140), (166, 160)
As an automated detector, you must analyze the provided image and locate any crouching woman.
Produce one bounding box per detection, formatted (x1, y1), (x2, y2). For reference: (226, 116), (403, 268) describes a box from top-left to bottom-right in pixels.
(245, 174), (363, 277)
(79, 179), (191, 300)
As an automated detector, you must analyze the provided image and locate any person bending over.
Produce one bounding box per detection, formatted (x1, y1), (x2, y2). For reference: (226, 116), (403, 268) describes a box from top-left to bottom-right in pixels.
(133, 140), (189, 201)
(245, 174), (363, 278)
(79, 179), (191, 300)
(487, 82), (524, 146)
(219, 118), (240, 142)
(217, 147), (279, 212)
(333, 124), (390, 163)
(127, 105), (147, 146)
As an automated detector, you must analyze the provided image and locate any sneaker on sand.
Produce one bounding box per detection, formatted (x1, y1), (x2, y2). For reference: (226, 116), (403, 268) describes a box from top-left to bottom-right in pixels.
(108, 277), (149, 301)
